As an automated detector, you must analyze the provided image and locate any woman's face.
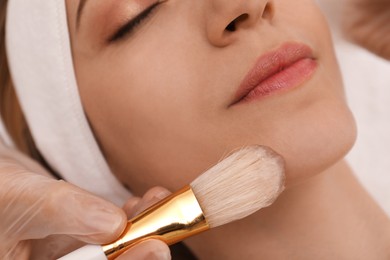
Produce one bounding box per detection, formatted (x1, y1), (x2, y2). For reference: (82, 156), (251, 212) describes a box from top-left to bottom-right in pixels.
(66, 0), (356, 195)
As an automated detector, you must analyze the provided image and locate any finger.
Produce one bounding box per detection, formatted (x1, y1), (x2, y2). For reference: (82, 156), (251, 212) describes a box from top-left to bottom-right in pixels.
(2, 240), (31, 260)
(116, 239), (171, 260)
(29, 235), (84, 260)
(0, 162), (126, 244)
(123, 197), (141, 218)
(44, 180), (127, 244)
(0, 144), (55, 178)
(131, 187), (171, 218)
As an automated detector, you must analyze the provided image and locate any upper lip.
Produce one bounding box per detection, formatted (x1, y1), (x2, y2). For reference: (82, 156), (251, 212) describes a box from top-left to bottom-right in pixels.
(231, 42), (315, 105)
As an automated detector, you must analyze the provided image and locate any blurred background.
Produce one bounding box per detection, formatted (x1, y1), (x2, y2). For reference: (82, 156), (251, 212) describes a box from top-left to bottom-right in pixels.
(318, 0), (390, 216)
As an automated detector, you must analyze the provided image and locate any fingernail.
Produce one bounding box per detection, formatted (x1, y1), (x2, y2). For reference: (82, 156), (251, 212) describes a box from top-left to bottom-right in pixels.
(75, 194), (123, 233)
(143, 240), (171, 260)
(153, 190), (171, 200)
(86, 206), (123, 233)
(155, 249), (171, 260)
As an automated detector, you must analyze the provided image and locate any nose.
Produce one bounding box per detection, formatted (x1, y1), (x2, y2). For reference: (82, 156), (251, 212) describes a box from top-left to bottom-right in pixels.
(205, 0), (274, 47)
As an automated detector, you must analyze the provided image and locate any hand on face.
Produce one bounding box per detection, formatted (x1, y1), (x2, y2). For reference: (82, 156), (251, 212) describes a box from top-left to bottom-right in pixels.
(0, 141), (171, 260)
(342, 0), (390, 60)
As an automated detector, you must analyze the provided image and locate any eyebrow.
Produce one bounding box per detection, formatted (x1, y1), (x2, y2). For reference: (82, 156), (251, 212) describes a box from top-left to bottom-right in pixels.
(76, 0), (88, 29)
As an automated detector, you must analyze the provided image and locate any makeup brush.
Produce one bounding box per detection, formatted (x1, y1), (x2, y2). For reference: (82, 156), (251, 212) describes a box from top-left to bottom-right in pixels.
(58, 145), (285, 260)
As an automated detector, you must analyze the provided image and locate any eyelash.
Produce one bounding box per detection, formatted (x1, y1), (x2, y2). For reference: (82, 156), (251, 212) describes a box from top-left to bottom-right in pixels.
(108, 2), (161, 43)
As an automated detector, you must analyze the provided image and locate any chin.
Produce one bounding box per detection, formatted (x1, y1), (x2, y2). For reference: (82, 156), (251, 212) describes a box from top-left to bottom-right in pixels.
(276, 101), (357, 187)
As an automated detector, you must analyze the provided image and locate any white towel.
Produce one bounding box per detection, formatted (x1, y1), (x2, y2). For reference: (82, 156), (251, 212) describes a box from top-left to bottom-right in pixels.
(5, 0), (131, 205)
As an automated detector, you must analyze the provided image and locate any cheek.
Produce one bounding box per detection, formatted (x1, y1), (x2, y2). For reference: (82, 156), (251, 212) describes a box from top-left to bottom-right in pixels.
(217, 76), (357, 187)
(75, 41), (217, 195)
(269, 98), (357, 186)
(262, 2), (358, 184)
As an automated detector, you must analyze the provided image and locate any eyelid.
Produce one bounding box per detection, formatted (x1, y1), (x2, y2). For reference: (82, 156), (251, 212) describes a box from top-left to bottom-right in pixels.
(108, 2), (161, 43)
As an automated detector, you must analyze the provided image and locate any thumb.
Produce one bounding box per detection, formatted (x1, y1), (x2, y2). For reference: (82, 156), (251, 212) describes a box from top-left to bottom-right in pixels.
(0, 161), (126, 245)
(48, 180), (127, 244)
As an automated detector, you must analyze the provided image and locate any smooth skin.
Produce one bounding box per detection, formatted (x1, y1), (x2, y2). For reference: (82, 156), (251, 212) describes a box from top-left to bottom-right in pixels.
(66, 0), (355, 193)
(64, 0), (390, 259)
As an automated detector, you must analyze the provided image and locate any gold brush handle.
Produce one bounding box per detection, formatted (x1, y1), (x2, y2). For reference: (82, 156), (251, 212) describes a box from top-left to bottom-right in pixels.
(102, 186), (209, 259)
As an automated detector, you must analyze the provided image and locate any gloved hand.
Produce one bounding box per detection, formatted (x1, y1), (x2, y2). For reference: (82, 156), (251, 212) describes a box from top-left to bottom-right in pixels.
(0, 141), (171, 260)
(119, 187), (172, 260)
(342, 0), (390, 60)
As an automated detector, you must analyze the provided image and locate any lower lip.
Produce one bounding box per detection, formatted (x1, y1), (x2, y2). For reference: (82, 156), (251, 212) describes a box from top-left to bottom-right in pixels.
(241, 58), (317, 103)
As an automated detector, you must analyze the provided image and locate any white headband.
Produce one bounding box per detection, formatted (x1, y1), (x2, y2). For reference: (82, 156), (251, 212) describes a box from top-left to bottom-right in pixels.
(6, 0), (131, 205)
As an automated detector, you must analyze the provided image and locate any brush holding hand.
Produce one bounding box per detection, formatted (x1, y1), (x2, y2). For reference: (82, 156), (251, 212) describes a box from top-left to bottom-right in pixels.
(59, 146), (285, 260)
(0, 139), (171, 260)
(342, 0), (390, 60)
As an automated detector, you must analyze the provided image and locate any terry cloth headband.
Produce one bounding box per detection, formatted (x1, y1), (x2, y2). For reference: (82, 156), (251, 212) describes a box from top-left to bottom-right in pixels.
(5, 0), (131, 205)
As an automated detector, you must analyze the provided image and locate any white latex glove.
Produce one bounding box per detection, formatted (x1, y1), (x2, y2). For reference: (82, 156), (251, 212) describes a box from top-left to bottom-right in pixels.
(0, 140), (171, 260)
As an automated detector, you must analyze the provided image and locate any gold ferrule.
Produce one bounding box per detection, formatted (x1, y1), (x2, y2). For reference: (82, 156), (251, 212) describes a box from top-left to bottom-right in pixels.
(102, 186), (209, 259)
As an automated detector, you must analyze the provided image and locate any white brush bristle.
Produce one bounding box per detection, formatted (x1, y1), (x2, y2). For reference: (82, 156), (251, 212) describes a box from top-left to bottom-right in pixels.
(190, 145), (285, 228)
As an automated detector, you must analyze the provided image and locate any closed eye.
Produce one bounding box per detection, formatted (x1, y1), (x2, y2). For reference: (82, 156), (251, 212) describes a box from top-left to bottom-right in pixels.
(108, 2), (161, 43)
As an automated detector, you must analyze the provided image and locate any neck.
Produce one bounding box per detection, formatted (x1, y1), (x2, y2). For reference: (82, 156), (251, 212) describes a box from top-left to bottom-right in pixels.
(185, 160), (390, 259)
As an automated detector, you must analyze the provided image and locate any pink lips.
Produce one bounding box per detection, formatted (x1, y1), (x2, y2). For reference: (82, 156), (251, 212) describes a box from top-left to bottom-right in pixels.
(232, 42), (317, 105)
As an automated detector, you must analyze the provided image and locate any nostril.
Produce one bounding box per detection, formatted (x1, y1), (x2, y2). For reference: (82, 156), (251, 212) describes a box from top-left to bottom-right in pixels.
(225, 21), (236, 32)
(262, 3), (274, 20)
(225, 14), (249, 32)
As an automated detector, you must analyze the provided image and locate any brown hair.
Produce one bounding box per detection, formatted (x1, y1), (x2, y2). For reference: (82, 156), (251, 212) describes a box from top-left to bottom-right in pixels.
(0, 0), (44, 163)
